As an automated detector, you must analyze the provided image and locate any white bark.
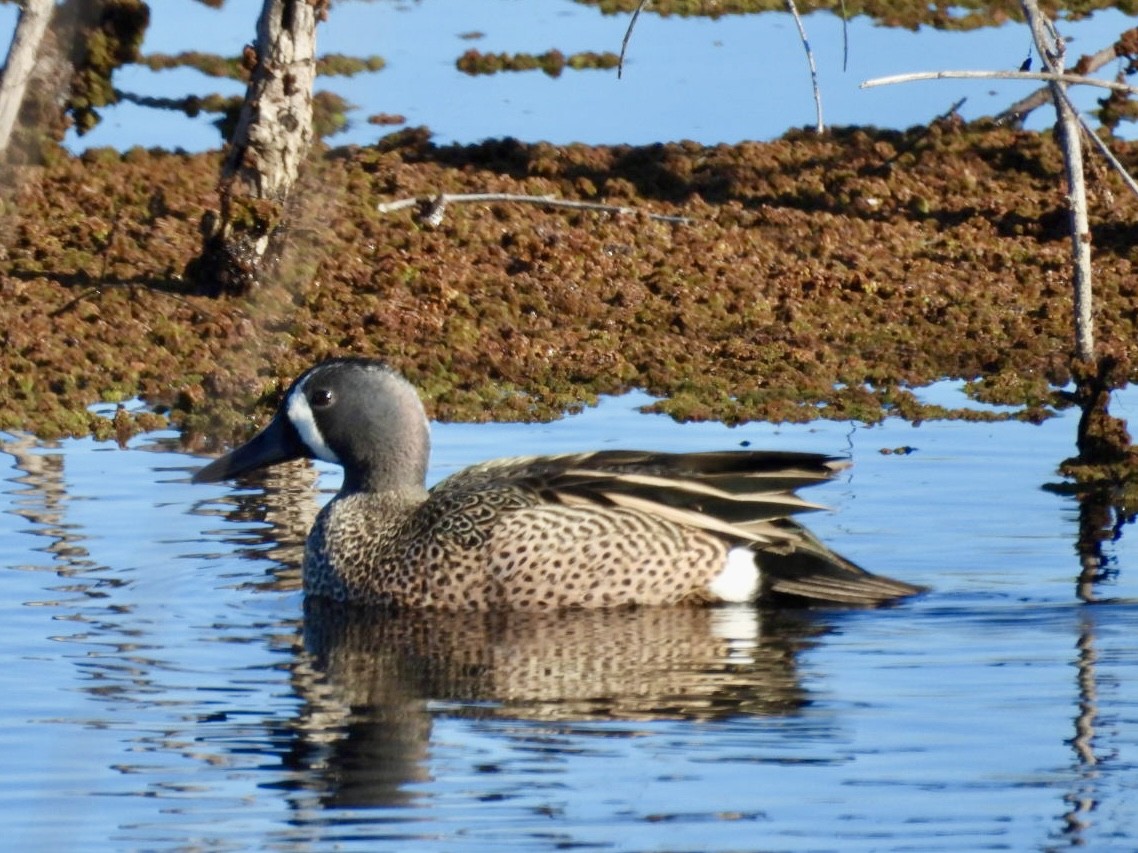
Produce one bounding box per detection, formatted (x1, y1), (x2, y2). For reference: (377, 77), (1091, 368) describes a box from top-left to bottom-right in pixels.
(0, 0), (54, 155)
(224, 0), (319, 201)
(1021, 0), (1094, 363)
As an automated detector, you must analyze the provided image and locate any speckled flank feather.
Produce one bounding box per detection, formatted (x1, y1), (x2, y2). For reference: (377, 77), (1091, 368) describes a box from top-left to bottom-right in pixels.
(194, 359), (924, 609)
(303, 449), (921, 609)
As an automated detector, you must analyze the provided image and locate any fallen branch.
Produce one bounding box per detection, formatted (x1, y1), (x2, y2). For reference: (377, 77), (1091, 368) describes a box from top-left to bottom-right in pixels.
(376, 192), (694, 225)
(865, 65), (1138, 201)
(860, 63), (1138, 200)
(862, 68), (1138, 96)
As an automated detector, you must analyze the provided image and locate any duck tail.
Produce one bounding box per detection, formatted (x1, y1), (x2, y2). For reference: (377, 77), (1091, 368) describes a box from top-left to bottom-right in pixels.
(757, 525), (924, 607)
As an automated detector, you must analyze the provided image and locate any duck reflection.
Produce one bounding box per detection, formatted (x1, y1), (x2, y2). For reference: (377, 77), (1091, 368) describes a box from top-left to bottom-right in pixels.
(285, 600), (827, 809)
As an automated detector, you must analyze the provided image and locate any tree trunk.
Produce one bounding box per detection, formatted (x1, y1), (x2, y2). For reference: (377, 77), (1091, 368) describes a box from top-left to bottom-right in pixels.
(0, 0), (56, 157)
(192, 0), (321, 297)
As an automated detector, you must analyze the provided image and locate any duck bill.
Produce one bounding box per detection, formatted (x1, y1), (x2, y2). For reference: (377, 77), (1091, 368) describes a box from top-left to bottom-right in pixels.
(192, 415), (307, 483)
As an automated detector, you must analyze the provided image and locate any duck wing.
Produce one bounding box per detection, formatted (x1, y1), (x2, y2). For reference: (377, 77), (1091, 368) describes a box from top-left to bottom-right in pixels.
(441, 449), (842, 540)
(436, 450), (922, 606)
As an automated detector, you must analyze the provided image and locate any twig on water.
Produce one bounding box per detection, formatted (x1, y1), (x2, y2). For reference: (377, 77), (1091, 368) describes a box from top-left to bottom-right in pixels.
(376, 192), (694, 225)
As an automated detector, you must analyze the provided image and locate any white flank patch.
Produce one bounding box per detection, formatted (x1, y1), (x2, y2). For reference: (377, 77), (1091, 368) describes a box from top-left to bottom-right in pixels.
(287, 376), (341, 464)
(708, 547), (759, 603)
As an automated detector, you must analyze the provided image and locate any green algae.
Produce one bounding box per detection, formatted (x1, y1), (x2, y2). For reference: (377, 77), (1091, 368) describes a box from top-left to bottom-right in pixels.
(68, 0), (150, 135)
(137, 51), (383, 81)
(457, 49), (621, 77)
(3, 123), (1138, 448)
(574, 0), (1138, 31)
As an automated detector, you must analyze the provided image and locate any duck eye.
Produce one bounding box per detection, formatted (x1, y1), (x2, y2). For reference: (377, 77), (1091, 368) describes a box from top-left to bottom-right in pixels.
(310, 388), (334, 408)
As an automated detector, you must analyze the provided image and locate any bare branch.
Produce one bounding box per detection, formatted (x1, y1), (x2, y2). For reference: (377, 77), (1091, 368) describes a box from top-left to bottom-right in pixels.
(934, 97), (968, 123)
(839, 0), (850, 72)
(1022, 0), (1094, 363)
(377, 192), (694, 225)
(864, 52), (1138, 200)
(0, 0), (54, 155)
(1070, 103), (1138, 200)
(862, 69), (1138, 96)
(996, 35), (1127, 125)
(785, 0), (823, 133)
(617, 0), (651, 80)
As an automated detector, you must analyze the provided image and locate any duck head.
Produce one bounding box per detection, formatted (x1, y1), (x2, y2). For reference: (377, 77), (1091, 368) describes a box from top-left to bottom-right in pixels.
(192, 358), (431, 494)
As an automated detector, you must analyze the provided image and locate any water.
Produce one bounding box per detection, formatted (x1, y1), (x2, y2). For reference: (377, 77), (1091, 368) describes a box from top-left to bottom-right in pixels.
(3, 388), (1138, 851)
(1, 0), (1133, 153)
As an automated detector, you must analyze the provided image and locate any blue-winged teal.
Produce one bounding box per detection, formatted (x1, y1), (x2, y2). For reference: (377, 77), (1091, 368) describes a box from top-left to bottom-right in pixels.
(193, 358), (922, 609)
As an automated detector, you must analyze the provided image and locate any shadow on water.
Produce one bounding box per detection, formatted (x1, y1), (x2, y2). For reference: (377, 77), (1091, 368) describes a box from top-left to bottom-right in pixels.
(286, 601), (829, 810)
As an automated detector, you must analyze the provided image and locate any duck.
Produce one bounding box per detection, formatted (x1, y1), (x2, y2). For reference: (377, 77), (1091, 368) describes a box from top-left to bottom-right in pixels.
(192, 357), (922, 609)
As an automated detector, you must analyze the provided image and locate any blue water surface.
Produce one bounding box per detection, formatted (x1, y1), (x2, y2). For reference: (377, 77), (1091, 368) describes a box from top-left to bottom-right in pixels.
(2, 387), (1137, 851)
(0, 0), (1133, 152)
